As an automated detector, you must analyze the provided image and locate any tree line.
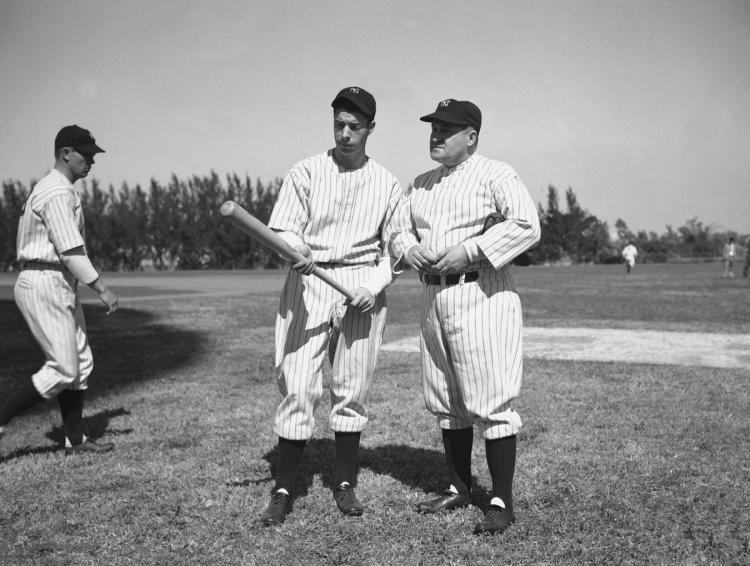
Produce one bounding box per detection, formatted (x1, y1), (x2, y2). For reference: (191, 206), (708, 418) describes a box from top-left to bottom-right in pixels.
(531, 185), (746, 265)
(1, 173), (285, 271)
(0, 176), (745, 271)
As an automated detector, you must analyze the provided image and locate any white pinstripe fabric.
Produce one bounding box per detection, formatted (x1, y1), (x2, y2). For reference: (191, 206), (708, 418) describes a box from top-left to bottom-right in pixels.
(274, 265), (387, 440)
(268, 151), (402, 268)
(269, 151), (402, 440)
(390, 154), (541, 439)
(14, 169), (93, 399)
(14, 270), (93, 398)
(17, 169), (86, 263)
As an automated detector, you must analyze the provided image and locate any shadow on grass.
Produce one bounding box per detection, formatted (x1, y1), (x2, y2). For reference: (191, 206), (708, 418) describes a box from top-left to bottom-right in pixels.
(0, 300), (206, 398)
(1, 299), (207, 455)
(259, 438), (492, 506)
(0, 407), (133, 463)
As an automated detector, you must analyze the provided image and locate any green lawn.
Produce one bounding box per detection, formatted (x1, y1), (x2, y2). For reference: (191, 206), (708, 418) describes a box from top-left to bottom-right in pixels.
(0, 263), (748, 565)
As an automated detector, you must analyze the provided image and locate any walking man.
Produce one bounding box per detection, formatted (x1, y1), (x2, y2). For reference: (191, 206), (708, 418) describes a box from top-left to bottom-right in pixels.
(259, 87), (403, 525)
(390, 99), (540, 535)
(0, 125), (118, 454)
(622, 241), (638, 274)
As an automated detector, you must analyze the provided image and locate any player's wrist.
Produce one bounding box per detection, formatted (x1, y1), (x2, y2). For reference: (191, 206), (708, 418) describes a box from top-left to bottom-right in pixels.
(88, 278), (107, 294)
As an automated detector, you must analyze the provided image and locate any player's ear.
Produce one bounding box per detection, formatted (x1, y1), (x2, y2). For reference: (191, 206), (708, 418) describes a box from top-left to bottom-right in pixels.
(467, 129), (478, 147)
(368, 120), (376, 135)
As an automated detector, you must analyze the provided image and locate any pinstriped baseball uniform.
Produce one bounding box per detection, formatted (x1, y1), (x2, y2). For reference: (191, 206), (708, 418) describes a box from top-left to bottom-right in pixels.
(269, 150), (402, 440)
(14, 169), (94, 398)
(391, 153), (540, 439)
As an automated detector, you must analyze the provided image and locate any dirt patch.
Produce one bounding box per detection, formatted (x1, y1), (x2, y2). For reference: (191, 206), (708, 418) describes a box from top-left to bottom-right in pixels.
(381, 327), (750, 370)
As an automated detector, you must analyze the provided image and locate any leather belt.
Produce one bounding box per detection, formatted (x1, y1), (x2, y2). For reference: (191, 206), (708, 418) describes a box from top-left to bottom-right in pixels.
(420, 271), (479, 286)
(21, 261), (67, 272)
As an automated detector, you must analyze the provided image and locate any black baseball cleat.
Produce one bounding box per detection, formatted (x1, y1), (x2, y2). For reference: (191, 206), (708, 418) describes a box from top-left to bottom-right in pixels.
(416, 489), (471, 513)
(333, 483), (364, 516)
(473, 505), (515, 535)
(65, 439), (114, 456)
(260, 490), (291, 526)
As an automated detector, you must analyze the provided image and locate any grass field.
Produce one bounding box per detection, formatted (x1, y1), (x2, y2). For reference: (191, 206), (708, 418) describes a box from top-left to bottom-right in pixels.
(0, 263), (748, 565)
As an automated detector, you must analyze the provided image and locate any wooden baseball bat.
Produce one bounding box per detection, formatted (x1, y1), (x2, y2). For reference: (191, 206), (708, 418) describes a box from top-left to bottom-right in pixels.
(220, 201), (355, 301)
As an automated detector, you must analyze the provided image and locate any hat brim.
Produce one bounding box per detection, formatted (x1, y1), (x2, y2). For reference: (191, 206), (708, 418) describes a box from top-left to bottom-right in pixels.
(73, 143), (105, 154)
(419, 111), (472, 126)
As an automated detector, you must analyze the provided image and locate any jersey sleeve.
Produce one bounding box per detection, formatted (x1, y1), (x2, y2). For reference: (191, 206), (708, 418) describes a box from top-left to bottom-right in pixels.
(39, 193), (85, 254)
(360, 178), (403, 295)
(268, 165), (310, 242)
(388, 185), (421, 272)
(472, 172), (541, 269)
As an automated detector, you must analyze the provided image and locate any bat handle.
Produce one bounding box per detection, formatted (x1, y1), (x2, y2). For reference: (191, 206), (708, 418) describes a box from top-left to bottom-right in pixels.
(310, 266), (356, 302)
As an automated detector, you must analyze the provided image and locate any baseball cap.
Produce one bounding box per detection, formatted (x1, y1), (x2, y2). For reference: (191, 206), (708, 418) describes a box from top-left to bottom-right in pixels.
(331, 86), (376, 120)
(54, 125), (105, 154)
(420, 99), (482, 132)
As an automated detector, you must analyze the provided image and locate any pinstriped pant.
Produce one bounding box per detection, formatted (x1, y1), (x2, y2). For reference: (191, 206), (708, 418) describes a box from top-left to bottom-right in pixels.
(14, 269), (93, 399)
(420, 268), (523, 440)
(273, 265), (387, 440)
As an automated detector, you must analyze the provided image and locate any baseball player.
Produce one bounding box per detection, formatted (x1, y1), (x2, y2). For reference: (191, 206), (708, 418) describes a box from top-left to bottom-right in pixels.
(259, 87), (402, 526)
(722, 237), (736, 278)
(622, 242), (638, 274)
(0, 125), (118, 454)
(390, 99), (540, 535)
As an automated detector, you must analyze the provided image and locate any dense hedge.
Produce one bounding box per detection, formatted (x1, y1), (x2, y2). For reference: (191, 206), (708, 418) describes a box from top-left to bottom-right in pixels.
(1, 172), (285, 271)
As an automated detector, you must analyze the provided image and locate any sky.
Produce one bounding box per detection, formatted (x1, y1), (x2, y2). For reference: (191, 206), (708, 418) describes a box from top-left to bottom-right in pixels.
(1, 0), (749, 235)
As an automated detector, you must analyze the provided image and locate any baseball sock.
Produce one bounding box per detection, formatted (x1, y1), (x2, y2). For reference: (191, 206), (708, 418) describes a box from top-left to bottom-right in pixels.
(0, 379), (43, 426)
(485, 434), (517, 511)
(58, 389), (85, 446)
(274, 437), (306, 494)
(334, 431), (361, 486)
(442, 427), (473, 494)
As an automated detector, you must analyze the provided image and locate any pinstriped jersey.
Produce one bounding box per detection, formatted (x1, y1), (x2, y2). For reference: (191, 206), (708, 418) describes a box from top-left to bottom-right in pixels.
(392, 153), (540, 270)
(268, 150), (402, 265)
(16, 168), (86, 263)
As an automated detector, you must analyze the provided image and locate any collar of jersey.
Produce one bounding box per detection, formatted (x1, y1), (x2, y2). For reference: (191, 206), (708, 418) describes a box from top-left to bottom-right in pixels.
(441, 153), (477, 174)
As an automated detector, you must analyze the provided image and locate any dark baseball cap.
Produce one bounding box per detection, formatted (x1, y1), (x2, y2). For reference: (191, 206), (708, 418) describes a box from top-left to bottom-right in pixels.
(54, 125), (105, 154)
(331, 86), (376, 120)
(420, 99), (482, 132)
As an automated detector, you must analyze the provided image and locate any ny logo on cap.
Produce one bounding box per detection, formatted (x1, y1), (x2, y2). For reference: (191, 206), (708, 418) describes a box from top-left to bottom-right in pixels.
(349, 87), (360, 94)
(440, 99), (452, 107)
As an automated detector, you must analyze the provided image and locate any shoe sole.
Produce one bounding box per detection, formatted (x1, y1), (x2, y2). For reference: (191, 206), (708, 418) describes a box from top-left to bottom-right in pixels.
(416, 501), (471, 514)
(340, 508), (364, 516)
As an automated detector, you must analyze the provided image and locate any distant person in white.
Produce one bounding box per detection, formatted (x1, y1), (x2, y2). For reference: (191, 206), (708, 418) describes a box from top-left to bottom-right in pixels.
(722, 237), (736, 278)
(622, 242), (638, 274)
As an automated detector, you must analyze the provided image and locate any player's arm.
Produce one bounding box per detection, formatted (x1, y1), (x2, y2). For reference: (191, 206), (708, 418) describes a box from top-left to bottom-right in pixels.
(469, 173), (541, 269)
(388, 187), (437, 272)
(60, 247), (119, 314)
(41, 194), (119, 313)
(268, 166), (315, 274)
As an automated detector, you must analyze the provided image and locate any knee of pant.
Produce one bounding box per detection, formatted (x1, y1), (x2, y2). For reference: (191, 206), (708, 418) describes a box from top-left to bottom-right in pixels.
(56, 361), (80, 383)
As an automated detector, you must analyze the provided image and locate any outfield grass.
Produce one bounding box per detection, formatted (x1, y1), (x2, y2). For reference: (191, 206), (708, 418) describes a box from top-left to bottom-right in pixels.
(0, 263), (748, 565)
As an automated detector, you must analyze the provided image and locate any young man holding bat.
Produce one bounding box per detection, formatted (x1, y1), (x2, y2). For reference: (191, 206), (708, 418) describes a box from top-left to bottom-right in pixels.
(259, 86), (403, 526)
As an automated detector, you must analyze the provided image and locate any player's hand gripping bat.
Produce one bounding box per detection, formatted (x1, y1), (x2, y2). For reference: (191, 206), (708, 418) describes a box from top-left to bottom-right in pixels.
(219, 201), (355, 301)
